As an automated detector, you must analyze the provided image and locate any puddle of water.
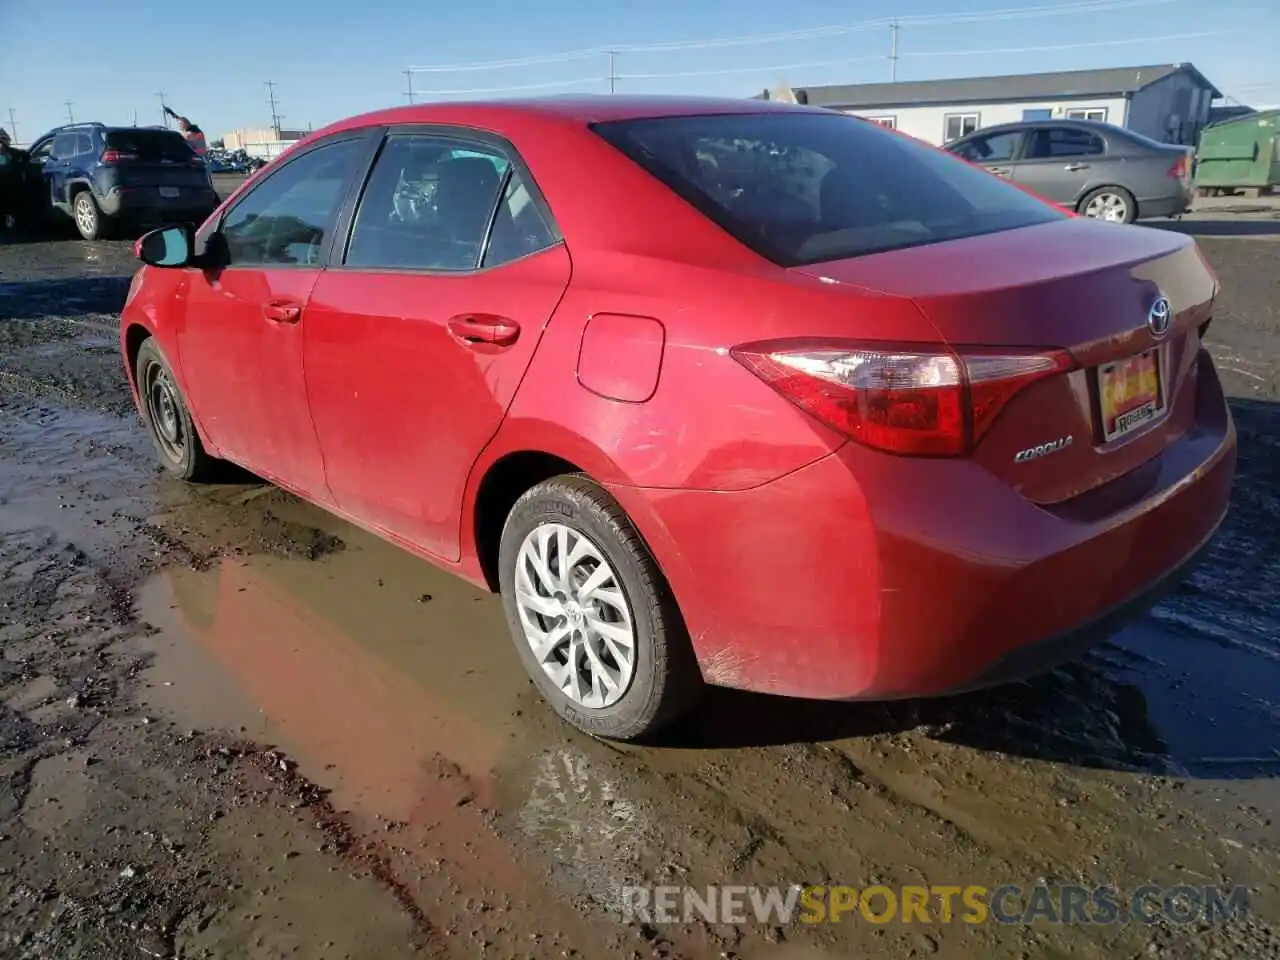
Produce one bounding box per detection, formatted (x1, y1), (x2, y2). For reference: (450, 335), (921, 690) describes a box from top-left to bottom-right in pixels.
(132, 517), (675, 957)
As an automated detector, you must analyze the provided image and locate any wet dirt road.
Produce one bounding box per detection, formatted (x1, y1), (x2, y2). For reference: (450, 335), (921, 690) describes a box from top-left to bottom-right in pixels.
(0, 214), (1278, 959)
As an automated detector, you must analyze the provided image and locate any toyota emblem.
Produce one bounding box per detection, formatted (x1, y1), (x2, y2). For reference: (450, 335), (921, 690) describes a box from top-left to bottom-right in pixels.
(1148, 295), (1172, 339)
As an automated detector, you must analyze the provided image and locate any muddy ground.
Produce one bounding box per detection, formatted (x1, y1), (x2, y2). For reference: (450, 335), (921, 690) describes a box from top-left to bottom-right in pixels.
(0, 202), (1278, 960)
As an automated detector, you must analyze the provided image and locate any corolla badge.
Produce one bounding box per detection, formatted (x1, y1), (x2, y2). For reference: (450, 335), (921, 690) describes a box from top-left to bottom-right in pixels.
(1148, 295), (1172, 339)
(1014, 435), (1074, 463)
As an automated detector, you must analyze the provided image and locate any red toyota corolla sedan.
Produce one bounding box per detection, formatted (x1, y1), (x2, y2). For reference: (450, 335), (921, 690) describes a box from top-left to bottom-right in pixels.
(119, 96), (1236, 740)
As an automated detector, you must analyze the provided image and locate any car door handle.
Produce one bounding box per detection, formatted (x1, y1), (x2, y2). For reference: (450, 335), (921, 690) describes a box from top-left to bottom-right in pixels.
(987, 166), (1012, 177)
(447, 314), (520, 347)
(262, 299), (302, 324)
(1064, 162), (1090, 171)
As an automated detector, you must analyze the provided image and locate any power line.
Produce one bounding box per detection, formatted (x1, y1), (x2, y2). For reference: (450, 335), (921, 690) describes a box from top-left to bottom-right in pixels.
(419, 76), (606, 97)
(610, 30), (1231, 82)
(407, 0), (1178, 73)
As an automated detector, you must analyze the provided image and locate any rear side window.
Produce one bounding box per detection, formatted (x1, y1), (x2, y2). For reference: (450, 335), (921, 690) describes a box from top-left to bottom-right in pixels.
(51, 133), (76, 159)
(345, 134), (556, 272)
(105, 129), (194, 160)
(1024, 127), (1105, 159)
(592, 112), (1064, 266)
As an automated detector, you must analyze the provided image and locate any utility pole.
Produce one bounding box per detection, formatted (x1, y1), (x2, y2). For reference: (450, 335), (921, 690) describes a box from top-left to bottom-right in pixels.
(64, 101), (75, 124)
(265, 81), (282, 135)
(156, 91), (169, 127)
(133, 108), (138, 127)
(404, 69), (416, 104)
(889, 20), (900, 82)
(6, 108), (16, 145)
(607, 50), (618, 94)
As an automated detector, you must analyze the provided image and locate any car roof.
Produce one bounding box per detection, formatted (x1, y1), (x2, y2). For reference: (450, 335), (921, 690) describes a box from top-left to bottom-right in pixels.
(315, 94), (820, 138)
(957, 118), (1140, 138)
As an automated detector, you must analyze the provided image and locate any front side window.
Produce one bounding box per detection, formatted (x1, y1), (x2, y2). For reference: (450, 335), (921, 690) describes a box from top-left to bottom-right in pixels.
(220, 138), (365, 267)
(27, 140), (53, 164)
(593, 111), (1063, 267)
(944, 113), (980, 142)
(346, 134), (556, 271)
(951, 130), (1021, 163)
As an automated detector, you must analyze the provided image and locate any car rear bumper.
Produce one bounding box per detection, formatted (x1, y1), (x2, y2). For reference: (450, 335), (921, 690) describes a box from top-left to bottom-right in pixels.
(609, 348), (1236, 700)
(98, 186), (219, 224)
(1138, 191), (1191, 219)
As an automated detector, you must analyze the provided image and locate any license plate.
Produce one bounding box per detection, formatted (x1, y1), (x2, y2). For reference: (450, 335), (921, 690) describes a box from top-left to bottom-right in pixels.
(158, 186), (180, 198)
(1098, 348), (1164, 441)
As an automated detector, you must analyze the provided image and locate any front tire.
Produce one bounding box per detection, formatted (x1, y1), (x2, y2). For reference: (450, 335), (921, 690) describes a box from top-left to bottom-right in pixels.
(1079, 185), (1137, 224)
(135, 338), (219, 482)
(498, 475), (702, 741)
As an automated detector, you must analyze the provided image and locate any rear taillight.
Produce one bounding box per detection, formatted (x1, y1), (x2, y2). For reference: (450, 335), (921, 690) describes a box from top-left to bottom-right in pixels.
(100, 149), (138, 163)
(1167, 153), (1190, 180)
(731, 340), (1074, 457)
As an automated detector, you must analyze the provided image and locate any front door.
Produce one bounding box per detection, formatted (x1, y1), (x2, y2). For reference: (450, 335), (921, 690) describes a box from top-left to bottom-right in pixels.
(1012, 125), (1107, 206)
(304, 130), (571, 560)
(949, 128), (1024, 179)
(176, 135), (372, 499)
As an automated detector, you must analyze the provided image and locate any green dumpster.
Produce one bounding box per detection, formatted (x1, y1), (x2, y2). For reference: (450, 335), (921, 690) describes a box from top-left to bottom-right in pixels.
(1193, 109), (1280, 196)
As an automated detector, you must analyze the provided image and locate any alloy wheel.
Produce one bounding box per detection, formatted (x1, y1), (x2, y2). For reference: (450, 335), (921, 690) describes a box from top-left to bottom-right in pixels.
(1084, 192), (1129, 222)
(513, 521), (637, 709)
(74, 194), (97, 237)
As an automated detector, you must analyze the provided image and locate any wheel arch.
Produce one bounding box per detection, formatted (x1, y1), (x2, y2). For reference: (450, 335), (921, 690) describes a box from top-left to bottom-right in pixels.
(465, 416), (679, 596)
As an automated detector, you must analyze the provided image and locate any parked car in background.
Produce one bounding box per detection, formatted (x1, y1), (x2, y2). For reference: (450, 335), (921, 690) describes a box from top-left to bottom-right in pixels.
(23, 123), (221, 240)
(119, 96), (1234, 741)
(945, 119), (1193, 223)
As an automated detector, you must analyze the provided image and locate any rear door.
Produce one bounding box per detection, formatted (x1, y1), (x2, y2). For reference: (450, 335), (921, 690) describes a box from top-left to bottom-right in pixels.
(46, 132), (78, 210)
(1012, 125), (1108, 205)
(304, 127), (571, 561)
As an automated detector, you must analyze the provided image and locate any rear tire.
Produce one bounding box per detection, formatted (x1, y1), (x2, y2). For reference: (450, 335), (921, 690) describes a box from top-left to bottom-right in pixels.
(135, 338), (220, 482)
(1079, 186), (1137, 224)
(72, 190), (111, 240)
(498, 475), (703, 741)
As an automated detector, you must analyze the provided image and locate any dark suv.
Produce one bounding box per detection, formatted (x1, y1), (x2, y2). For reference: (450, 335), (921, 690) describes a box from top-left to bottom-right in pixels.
(23, 123), (220, 240)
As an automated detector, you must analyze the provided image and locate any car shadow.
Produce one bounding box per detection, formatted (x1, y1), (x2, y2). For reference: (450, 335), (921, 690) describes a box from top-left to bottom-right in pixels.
(656, 396), (1280, 782)
(1148, 217), (1280, 237)
(0, 275), (134, 321)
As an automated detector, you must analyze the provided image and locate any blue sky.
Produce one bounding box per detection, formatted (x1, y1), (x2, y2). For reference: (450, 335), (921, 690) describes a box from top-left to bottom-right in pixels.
(0, 0), (1274, 145)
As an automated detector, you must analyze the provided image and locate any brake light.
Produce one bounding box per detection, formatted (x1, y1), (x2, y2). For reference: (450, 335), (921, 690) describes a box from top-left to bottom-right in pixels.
(731, 340), (1074, 456)
(1167, 152), (1190, 180)
(100, 149), (138, 163)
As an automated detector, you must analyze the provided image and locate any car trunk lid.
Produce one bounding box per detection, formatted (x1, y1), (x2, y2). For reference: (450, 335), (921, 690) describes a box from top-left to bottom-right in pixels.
(791, 217), (1218, 504)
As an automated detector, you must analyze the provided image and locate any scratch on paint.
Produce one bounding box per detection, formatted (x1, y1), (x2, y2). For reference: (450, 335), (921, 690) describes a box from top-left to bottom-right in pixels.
(699, 642), (754, 688)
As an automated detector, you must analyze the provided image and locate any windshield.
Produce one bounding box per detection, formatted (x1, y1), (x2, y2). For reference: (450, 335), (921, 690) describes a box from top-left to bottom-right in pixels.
(105, 129), (195, 160)
(592, 111), (1064, 266)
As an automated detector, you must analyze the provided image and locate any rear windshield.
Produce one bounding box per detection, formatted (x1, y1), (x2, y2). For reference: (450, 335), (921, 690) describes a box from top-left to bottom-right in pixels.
(105, 129), (194, 160)
(592, 111), (1064, 266)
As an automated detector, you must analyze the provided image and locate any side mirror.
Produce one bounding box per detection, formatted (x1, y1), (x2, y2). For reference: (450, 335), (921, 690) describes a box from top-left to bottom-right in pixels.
(135, 224), (194, 267)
